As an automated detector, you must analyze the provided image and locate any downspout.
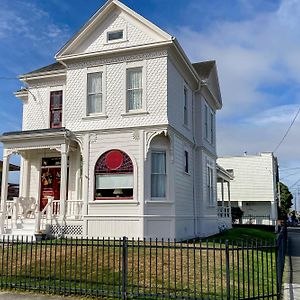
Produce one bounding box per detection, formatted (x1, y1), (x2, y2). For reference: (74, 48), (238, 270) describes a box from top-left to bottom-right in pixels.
(192, 80), (206, 237)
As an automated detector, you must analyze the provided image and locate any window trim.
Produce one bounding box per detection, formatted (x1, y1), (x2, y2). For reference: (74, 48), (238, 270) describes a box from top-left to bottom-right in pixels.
(184, 150), (189, 174)
(183, 86), (188, 126)
(123, 61), (147, 115)
(49, 86), (65, 129)
(105, 27), (127, 44)
(204, 102), (215, 145)
(150, 149), (167, 200)
(207, 164), (215, 206)
(85, 66), (107, 118)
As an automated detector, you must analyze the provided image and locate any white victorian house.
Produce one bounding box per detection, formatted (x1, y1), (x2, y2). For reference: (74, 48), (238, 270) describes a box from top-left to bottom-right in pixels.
(0, 0), (227, 240)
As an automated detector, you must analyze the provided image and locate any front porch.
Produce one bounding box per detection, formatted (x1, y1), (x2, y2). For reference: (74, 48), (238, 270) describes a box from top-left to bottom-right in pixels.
(216, 164), (233, 229)
(0, 128), (84, 239)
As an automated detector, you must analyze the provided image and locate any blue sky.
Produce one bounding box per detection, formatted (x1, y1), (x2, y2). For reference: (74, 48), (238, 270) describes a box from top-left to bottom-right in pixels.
(1, 0), (300, 205)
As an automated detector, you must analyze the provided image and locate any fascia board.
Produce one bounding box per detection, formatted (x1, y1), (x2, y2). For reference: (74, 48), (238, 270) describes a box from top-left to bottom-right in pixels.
(201, 85), (222, 110)
(19, 71), (66, 83)
(56, 40), (172, 63)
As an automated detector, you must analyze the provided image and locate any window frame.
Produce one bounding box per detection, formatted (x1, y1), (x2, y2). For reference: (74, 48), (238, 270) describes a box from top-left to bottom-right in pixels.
(183, 86), (188, 126)
(105, 27), (127, 44)
(150, 150), (167, 200)
(85, 66), (106, 118)
(184, 150), (189, 174)
(204, 102), (215, 145)
(123, 61), (147, 115)
(207, 164), (215, 206)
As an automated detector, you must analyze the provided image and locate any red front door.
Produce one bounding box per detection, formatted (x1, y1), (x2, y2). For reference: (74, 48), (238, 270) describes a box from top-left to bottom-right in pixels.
(40, 168), (61, 211)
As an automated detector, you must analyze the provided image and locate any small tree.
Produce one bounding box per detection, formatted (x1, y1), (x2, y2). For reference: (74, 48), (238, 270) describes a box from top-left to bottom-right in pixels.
(231, 206), (244, 223)
(278, 182), (293, 220)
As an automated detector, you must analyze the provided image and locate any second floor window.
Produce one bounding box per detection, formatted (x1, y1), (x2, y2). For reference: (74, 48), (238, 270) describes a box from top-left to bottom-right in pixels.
(184, 87), (188, 126)
(50, 90), (63, 128)
(184, 150), (189, 173)
(87, 72), (102, 115)
(127, 68), (142, 111)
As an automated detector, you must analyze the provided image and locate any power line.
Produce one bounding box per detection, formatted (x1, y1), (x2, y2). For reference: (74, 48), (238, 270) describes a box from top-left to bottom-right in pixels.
(273, 105), (300, 152)
(0, 77), (18, 80)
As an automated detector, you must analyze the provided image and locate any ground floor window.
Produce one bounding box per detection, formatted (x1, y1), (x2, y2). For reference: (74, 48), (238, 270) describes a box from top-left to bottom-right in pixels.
(95, 150), (133, 200)
(207, 165), (214, 205)
(151, 151), (166, 198)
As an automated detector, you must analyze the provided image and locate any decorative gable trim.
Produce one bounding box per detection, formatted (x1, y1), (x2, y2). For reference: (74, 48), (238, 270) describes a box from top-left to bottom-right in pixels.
(55, 0), (172, 59)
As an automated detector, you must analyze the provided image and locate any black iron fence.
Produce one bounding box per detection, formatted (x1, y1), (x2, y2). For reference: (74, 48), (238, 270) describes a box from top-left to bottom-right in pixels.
(0, 228), (287, 299)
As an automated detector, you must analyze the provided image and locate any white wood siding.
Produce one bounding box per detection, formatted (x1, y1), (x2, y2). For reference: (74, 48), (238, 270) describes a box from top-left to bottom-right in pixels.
(217, 153), (277, 202)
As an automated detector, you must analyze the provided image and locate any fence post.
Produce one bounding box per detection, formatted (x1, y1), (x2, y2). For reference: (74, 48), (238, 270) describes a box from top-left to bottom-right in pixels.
(225, 240), (230, 300)
(122, 236), (128, 300)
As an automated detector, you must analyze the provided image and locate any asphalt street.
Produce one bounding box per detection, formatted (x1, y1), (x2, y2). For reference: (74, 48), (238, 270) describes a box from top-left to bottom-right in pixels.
(283, 227), (300, 300)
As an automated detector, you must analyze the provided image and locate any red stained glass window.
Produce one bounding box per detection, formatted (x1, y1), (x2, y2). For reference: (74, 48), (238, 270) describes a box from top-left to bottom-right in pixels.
(95, 150), (133, 174)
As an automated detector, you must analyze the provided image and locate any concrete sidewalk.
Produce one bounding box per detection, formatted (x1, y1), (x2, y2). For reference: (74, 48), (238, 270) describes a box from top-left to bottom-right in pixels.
(283, 227), (300, 299)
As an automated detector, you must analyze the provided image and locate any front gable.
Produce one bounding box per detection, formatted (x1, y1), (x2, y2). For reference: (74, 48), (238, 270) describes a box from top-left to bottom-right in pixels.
(56, 0), (172, 59)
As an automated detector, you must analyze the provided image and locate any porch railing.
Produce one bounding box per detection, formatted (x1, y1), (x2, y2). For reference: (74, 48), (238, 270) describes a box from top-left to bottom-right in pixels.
(2, 197), (83, 234)
(217, 206), (231, 218)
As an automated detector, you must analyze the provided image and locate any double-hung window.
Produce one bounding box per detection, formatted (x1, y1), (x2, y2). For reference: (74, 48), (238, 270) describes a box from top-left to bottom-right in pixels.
(87, 72), (102, 115)
(127, 68), (143, 111)
(207, 165), (214, 205)
(184, 151), (189, 173)
(205, 105), (209, 139)
(210, 112), (214, 144)
(184, 87), (188, 126)
(50, 90), (63, 128)
(151, 151), (166, 198)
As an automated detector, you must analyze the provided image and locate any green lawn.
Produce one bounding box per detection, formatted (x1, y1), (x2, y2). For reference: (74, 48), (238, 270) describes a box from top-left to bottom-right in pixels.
(205, 226), (276, 243)
(0, 228), (279, 300)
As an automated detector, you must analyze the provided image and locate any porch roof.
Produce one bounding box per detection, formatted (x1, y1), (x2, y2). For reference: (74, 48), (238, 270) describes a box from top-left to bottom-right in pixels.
(0, 128), (78, 152)
(217, 164), (234, 182)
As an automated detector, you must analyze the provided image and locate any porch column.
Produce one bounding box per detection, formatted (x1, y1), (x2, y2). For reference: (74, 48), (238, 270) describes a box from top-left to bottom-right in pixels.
(59, 143), (68, 221)
(227, 181), (231, 208)
(1, 149), (11, 212)
(21, 154), (30, 198)
(221, 178), (225, 208)
(0, 149), (11, 234)
(82, 134), (90, 237)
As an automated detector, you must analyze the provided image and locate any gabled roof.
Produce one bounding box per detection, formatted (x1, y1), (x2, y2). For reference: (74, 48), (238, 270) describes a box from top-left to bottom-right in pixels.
(192, 60), (222, 109)
(192, 61), (215, 80)
(55, 0), (172, 59)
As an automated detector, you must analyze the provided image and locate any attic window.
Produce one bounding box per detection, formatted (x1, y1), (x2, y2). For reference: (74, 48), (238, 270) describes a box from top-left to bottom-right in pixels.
(107, 30), (124, 42)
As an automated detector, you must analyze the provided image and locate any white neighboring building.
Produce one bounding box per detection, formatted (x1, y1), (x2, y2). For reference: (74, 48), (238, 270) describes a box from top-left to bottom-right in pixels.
(0, 0), (226, 240)
(217, 152), (279, 225)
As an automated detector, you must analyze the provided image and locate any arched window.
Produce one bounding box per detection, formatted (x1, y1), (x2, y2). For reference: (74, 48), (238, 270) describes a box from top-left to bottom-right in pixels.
(95, 150), (133, 200)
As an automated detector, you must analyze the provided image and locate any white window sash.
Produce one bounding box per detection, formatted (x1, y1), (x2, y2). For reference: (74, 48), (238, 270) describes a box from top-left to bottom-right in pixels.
(184, 88), (188, 125)
(127, 68), (143, 111)
(87, 72), (103, 115)
(151, 151), (167, 198)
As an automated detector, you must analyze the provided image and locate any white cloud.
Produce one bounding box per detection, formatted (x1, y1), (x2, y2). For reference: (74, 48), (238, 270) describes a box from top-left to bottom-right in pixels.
(172, 0), (300, 192)
(246, 104), (300, 125)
